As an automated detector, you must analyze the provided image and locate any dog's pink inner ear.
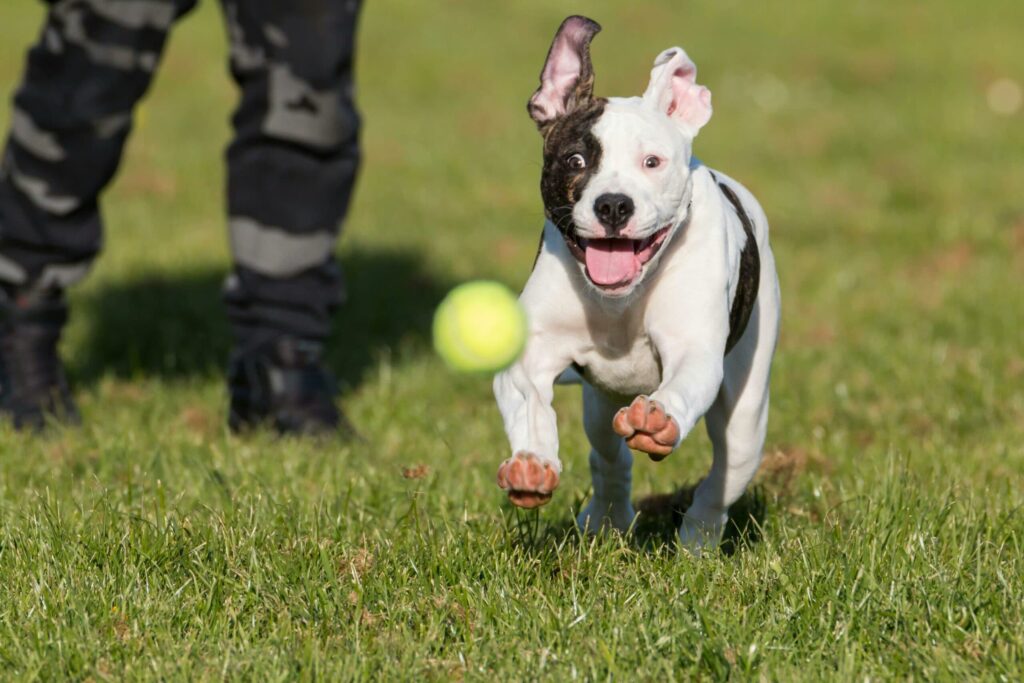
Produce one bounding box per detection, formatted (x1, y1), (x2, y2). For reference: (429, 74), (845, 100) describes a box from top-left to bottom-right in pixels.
(528, 16), (601, 127)
(645, 48), (712, 136)
(534, 40), (584, 119)
(668, 75), (712, 132)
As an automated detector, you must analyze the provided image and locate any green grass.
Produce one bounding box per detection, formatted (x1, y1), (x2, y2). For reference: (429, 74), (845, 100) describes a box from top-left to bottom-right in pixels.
(1, 0), (1023, 679)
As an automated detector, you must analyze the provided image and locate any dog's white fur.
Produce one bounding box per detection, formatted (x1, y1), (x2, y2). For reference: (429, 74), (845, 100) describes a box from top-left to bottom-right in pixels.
(495, 39), (780, 554)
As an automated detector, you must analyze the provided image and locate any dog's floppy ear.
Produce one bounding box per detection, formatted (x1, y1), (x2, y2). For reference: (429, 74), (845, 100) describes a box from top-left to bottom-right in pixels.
(643, 47), (712, 137)
(527, 16), (602, 132)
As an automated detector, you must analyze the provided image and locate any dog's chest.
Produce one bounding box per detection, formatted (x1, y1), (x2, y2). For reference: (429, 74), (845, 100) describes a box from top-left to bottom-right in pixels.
(575, 326), (662, 398)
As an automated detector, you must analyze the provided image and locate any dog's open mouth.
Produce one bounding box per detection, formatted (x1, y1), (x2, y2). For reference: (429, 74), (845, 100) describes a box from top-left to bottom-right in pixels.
(564, 226), (672, 290)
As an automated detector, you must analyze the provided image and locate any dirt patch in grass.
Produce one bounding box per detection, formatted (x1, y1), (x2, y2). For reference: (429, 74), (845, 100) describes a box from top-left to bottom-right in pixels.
(402, 464), (430, 479)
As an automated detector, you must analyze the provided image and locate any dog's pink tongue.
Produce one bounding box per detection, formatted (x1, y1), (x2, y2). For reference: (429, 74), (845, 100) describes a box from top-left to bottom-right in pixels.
(585, 239), (638, 286)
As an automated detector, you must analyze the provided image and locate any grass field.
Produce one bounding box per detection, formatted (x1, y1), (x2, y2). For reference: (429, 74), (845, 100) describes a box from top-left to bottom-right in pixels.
(2, 0), (1023, 680)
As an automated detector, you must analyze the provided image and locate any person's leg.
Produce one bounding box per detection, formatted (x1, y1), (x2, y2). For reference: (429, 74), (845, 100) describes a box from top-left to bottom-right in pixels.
(0, 0), (196, 428)
(218, 0), (362, 434)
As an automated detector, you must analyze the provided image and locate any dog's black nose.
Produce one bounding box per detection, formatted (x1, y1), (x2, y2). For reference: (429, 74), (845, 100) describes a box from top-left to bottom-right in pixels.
(593, 193), (635, 231)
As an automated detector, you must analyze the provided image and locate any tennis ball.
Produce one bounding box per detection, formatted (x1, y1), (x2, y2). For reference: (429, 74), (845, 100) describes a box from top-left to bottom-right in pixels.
(433, 281), (527, 373)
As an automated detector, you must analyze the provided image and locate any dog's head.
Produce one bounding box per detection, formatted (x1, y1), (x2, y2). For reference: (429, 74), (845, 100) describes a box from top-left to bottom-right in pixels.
(529, 16), (713, 297)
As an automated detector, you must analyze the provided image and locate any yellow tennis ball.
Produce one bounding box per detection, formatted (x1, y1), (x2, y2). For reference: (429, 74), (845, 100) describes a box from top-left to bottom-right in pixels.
(433, 281), (527, 373)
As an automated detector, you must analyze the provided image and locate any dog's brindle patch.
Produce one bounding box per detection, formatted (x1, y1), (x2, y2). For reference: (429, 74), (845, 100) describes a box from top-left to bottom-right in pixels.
(528, 16), (605, 265)
(537, 99), (607, 260)
(714, 177), (761, 354)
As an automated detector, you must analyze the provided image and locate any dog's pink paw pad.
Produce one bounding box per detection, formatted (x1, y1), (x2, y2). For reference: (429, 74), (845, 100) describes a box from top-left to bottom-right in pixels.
(497, 452), (559, 508)
(612, 395), (679, 461)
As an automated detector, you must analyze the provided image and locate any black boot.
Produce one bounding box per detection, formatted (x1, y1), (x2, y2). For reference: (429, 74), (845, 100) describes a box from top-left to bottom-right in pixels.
(0, 286), (79, 430)
(227, 336), (353, 436)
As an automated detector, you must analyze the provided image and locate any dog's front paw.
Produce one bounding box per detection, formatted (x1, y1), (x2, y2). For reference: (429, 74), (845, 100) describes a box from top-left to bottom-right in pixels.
(612, 395), (680, 461)
(497, 452), (560, 508)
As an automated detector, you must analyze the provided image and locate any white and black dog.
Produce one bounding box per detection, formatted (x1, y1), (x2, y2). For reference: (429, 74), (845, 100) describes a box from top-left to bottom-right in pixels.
(493, 16), (780, 553)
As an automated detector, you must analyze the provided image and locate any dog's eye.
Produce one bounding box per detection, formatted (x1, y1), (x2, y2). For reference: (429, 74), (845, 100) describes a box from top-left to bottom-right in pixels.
(643, 155), (661, 169)
(566, 153), (587, 170)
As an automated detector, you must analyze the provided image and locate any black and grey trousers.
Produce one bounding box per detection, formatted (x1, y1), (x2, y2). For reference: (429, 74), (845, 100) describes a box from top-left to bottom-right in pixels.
(0, 0), (362, 344)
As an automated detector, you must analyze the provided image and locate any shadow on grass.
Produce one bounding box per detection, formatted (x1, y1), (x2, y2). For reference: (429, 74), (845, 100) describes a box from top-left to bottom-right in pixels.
(631, 483), (768, 556)
(69, 248), (453, 389)
(509, 483), (768, 557)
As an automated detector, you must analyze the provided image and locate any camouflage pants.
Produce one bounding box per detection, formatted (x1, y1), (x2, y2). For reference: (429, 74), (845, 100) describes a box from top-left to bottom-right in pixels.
(0, 0), (362, 343)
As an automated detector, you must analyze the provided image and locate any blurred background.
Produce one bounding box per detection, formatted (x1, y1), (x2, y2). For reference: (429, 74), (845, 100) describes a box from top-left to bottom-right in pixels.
(2, 0), (1015, 440)
(2, 0), (1017, 475)
(0, 0), (1021, 678)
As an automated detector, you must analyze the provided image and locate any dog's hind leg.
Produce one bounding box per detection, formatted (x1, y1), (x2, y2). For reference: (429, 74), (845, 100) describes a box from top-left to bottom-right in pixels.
(577, 383), (637, 533)
(681, 277), (780, 555)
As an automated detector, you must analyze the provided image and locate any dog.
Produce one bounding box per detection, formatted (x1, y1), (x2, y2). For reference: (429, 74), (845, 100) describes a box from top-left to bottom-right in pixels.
(493, 16), (781, 554)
